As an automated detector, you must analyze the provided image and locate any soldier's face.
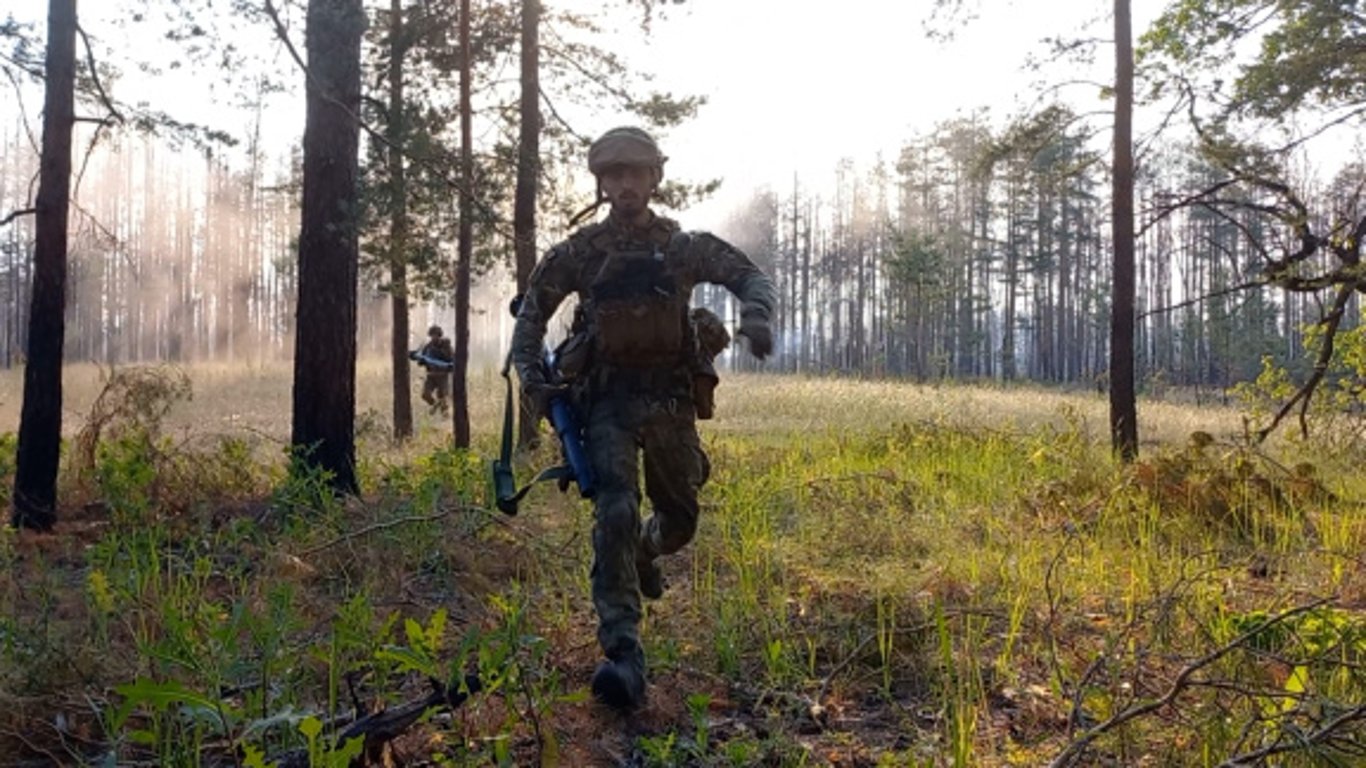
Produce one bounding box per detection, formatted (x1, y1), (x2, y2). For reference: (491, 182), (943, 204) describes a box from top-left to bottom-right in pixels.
(600, 164), (657, 218)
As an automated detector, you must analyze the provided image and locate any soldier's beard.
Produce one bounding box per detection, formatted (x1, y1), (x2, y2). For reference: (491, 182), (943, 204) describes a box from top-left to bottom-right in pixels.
(610, 197), (650, 223)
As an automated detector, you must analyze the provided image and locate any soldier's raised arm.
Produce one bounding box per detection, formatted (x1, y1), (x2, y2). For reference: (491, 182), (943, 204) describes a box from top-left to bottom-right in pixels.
(510, 244), (576, 390)
(685, 232), (776, 358)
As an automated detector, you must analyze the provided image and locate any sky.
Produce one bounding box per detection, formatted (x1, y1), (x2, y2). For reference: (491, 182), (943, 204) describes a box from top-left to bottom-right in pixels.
(589, 0), (1162, 229)
(5, 0), (1178, 233)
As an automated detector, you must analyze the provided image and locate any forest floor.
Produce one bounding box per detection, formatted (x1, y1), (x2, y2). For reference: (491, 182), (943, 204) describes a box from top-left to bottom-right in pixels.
(0, 363), (1363, 767)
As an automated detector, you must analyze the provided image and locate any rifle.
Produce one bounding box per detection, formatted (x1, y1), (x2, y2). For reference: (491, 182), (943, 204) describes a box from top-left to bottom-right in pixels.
(491, 301), (596, 515)
(408, 349), (454, 371)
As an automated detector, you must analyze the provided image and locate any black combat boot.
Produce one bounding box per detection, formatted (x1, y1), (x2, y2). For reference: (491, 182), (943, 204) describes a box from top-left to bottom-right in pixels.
(637, 557), (665, 600)
(591, 642), (646, 711)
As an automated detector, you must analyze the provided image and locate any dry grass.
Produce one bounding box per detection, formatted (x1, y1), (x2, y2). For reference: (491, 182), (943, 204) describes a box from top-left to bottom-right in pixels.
(0, 362), (1244, 448)
(1, 362), (1358, 767)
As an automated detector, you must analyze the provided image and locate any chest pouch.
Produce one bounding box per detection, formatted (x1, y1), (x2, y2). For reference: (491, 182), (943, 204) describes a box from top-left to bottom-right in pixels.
(588, 249), (689, 368)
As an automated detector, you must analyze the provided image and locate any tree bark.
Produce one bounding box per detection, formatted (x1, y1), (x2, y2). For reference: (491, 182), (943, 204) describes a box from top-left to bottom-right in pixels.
(1109, 0), (1139, 460)
(452, 0), (473, 447)
(388, 0), (414, 441)
(512, 0), (540, 448)
(291, 0), (365, 495)
(12, 0), (77, 531)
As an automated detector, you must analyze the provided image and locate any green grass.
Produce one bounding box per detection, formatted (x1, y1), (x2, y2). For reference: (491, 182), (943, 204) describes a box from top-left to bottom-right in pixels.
(0, 363), (1362, 766)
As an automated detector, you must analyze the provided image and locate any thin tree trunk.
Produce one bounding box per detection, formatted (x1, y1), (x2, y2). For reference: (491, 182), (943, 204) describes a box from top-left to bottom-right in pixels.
(1109, 0), (1139, 460)
(12, 0), (77, 530)
(512, 0), (540, 448)
(388, 0), (414, 441)
(291, 0), (365, 495)
(452, 0), (473, 447)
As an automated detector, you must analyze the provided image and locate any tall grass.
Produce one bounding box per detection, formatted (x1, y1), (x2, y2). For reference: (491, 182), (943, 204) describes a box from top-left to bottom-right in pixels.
(0, 364), (1361, 766)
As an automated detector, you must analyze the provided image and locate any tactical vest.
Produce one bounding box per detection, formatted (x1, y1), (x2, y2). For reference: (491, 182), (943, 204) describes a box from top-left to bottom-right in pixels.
(583, 237), (691, 369)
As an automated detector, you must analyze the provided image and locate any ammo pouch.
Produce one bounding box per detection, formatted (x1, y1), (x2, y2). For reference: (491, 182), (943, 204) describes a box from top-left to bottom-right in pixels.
(688, 307), (729, 420)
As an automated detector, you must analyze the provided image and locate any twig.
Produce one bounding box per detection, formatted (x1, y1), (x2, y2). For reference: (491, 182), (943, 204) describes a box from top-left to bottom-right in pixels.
(297, 504), (490, 556)
(270, 673), (482, 768)
(75, 24), (124, 124)
(816, 618), (941, 705)
(0, 208), (36, 227)
(537, 84), (589, 145)
(1256, 285), (1353, 442)
(1217, 703), (1366, 767)
(815, 633), (876, 705)
(1138, 279), (1264, 319)
(1048, 597), (1336, 767)
(259, 0), (515, 244)
(1066, 653), (1107, 735)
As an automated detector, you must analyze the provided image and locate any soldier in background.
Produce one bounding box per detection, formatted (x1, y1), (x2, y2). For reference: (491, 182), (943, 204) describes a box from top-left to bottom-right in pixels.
(417, 325), (455, 415)
(510, 126), (775, 711)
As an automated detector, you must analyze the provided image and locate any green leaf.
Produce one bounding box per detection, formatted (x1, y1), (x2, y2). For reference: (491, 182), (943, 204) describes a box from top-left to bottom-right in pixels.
(115, 678), (220, 714)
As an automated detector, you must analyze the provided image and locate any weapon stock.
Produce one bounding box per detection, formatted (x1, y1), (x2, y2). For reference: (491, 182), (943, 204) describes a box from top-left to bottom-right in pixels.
(544, 350), (595, 500)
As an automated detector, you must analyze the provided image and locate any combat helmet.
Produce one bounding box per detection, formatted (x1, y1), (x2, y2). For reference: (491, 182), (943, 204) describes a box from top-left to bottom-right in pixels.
(428, 325), (443, 337)
(587, 127), (667, 180)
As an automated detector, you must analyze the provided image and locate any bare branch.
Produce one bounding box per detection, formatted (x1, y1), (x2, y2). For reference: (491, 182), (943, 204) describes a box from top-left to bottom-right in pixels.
(537, 84), (589, 145)
(2, 65), (41, 154)
(296, 504), (494, 556)
(1049, 598), (1335, 767)
(75, 23), (124, 124)
(1137, 177), (1239, 238)
(260, 0), (515, 243)
(1217, 703), (1366, 767)
(1, 207), (37, 227)
(1139, 279), (1265, 319)
(1256, 284), (1354, 443)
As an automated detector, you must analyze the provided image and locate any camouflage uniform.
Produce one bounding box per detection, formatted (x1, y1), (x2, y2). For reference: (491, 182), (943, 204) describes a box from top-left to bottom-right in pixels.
(510, 211), (775, 676)
(419, 333), (455, 413)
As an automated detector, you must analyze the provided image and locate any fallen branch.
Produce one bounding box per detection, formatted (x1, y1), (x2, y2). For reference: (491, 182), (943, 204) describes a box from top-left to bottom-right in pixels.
(1048, 597), (1335, 767)
(271, 673), (481, 768)
(298, 504), (492, 557)
(1217, 703), (1366, 767)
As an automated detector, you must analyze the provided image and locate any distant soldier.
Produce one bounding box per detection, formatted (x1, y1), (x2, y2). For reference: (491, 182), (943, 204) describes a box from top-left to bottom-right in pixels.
(510, 126), (775, 711)
(417, 325), (455, 415)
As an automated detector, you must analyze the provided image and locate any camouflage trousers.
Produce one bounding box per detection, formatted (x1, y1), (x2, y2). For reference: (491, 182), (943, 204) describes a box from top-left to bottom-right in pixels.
(585, 391), (710, 658)
(421, 372), (450, 411)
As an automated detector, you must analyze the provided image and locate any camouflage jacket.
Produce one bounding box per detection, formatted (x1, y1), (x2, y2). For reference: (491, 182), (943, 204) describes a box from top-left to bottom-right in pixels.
(511, 212), (775, 389)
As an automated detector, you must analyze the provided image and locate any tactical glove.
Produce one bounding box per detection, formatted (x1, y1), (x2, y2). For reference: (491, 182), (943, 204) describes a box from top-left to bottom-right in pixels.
(522, 380), (568, 415)
(738, 313), (773, 360)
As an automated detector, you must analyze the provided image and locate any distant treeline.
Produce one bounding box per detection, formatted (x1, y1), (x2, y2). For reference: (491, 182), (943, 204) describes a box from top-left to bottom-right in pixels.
(0, 130), (506, 369)
(1, 111), (1361, 389)
(704, 109), (1362, 391)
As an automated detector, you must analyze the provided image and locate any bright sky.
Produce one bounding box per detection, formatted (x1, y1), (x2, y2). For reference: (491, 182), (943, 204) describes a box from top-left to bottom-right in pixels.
(6, 0), (1171, 232)
(588, 0), (1163, 228)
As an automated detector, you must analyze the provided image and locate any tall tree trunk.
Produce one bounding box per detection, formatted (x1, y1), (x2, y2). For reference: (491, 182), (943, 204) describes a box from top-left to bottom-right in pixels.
(291, 0), (365, 495)
(512, 0), (540, 448)
(12, 0), (77, 531)
(388, 0), (414, 441)
(1109, 0), (1139, 460)
(1002, 181), (1019, 381)
(452, 0), (473, 447)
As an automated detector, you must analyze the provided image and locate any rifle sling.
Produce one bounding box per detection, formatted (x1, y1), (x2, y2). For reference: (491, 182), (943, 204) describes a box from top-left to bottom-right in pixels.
(495, 352), (574, 514)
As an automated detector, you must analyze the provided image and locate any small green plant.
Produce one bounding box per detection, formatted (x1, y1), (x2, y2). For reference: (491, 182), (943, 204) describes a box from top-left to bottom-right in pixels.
(272, 444), (343, 516)
(637, 730), (678, 767)
(0, 432), (17, 506)
(95, 430), (161, 524)
(686, 691), (713, 756)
